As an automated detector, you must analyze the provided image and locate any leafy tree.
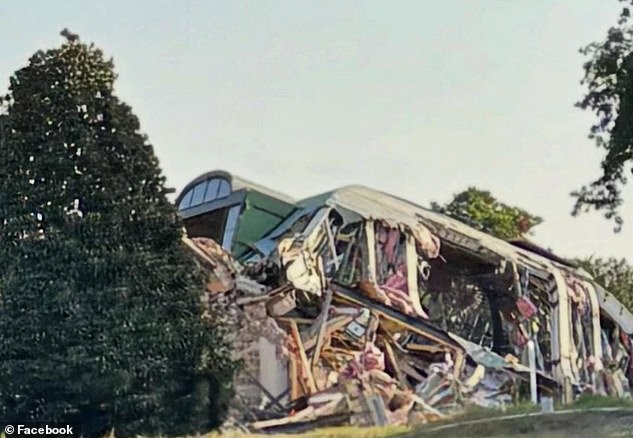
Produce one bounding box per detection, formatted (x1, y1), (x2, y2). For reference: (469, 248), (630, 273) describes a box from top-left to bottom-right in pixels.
(572, 0), (633, 231)
(0, 30), (235, 437)
(430, 187), (543, 240)
(575, 257), (633, 311)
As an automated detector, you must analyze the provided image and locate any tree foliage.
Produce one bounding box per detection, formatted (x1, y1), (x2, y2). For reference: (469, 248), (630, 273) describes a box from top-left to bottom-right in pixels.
(575, 256), (633, 311)
(431, 187), (543, 240)
(0, 31), (235, 437)
(572, 0), (633, 231)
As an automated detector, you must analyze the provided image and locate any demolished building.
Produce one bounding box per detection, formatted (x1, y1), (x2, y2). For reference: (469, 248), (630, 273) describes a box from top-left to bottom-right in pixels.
(177, 171), (633, 431)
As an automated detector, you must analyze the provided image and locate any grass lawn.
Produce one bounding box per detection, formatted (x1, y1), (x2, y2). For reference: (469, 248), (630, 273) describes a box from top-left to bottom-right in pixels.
(208, 396), (633, 438)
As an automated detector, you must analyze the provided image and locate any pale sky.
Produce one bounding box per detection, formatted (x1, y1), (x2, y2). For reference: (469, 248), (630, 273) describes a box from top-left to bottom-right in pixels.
(1, 0), (631, 260)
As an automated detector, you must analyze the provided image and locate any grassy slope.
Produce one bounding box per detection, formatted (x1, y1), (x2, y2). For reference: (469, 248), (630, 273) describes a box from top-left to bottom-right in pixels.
(208, 396), (633, 438)
(409, 396), (633, 437)
(409, 409), (633, 437)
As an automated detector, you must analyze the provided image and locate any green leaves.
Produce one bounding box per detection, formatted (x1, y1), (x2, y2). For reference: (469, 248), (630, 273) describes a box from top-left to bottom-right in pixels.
(0, 31), (235, 437)
(572, 0), (633, 232)
(431, 187), (543, 240)
(575, 256), (633, 310)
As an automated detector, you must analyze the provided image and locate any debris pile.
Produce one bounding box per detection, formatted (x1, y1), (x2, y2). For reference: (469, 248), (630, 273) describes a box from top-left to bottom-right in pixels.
(185, 235), (553, 432)
(179, 184), (633, 433)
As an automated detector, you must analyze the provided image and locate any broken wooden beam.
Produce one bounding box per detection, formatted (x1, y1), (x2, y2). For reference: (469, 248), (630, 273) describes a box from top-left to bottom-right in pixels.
(290, 320), (318, 394)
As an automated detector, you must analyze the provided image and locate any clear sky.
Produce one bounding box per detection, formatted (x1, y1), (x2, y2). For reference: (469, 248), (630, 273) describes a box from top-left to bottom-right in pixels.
(1, 0), (631, 260)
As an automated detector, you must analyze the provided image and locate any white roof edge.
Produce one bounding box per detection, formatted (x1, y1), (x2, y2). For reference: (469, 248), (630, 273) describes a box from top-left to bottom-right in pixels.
(594, 285), (633, 335)
(310, 185), (594, 277)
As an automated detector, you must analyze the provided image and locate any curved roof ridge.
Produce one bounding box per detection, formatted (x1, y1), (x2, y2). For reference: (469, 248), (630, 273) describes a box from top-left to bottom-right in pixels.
(177, 169), (296, 205)
(306, 184), (587, 275)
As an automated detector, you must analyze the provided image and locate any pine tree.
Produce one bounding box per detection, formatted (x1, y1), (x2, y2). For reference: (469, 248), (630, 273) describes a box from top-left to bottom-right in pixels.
(0, 31), (235, 437)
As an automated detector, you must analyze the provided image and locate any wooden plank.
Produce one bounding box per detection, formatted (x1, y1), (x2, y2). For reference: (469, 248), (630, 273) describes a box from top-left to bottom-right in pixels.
(368, 313), (380, 341)
(276, 316), (317, 325)
(398, 357), (427, 382)
(289, 351), (302, 401)
(181, 236), (218, 269)
(325, 218), (340, 270)
(382, 338), (408, 388)
(453, 350), (465, 379)
(303, 316), (354, 351)
(410, 394), (446, 418)
(365, 221), (377, 283)
(250, 406), (316, 430)
(406, 234), (426, 317)
(290, 321), (317, 394)
(311, 288), (334, 374)
(406, 343), (447, 354)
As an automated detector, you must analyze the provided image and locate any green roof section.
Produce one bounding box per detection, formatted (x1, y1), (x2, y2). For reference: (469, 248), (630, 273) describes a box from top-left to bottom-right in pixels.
(231, 191), (298, 258)
(176, 170), (300, 259)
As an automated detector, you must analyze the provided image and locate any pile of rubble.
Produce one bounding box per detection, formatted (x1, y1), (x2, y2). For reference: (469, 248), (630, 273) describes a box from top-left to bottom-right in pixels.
(185, 235), (556, 433)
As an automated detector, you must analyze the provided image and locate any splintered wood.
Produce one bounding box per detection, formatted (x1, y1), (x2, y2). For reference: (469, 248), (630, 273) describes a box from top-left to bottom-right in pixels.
(187, 227), (558, 434)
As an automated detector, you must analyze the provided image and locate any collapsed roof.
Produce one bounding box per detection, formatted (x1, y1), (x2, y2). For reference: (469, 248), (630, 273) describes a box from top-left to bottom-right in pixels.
(179, 173), (633, 432)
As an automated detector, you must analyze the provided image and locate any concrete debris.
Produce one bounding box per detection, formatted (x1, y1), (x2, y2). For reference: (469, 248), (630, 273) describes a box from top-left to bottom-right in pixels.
(177, 177), (633, 433)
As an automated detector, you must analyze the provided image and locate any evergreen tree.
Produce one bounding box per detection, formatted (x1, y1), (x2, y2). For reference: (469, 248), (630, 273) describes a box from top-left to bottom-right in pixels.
(0, 31), (235, 437)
